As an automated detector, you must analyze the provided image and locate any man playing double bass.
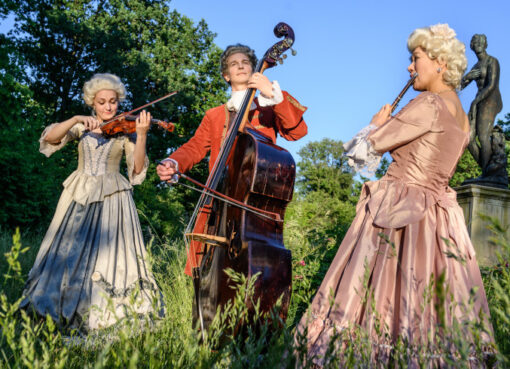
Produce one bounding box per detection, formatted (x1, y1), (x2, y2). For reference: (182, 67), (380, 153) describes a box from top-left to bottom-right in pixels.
(156, 43), (308, 276)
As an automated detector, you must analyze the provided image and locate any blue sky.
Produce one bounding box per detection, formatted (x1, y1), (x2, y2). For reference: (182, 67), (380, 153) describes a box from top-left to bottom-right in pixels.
(171, 0), (510, 161)
(2, 0), (509, 162)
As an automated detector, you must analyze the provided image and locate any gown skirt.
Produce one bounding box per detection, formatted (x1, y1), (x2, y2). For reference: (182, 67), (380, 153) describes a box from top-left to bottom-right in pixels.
(299, 179), (492, 361)
(22, 127), (162, 331)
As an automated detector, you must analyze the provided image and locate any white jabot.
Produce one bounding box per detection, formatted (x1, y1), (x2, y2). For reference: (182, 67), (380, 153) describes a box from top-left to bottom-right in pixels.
(226, 81), (284, 112)
(343, 124), (382, 177)
(226, 90), (256, 112)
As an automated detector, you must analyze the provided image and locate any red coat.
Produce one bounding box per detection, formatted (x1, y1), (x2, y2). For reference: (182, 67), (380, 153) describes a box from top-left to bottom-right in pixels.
(169, 91), (308, 276)
(170, 91), (307, 173)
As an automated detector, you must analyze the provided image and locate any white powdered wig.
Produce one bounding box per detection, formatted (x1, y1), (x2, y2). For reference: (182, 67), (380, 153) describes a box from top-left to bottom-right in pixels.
(407, 24), (467, 89)
(82, 73), (126, 106)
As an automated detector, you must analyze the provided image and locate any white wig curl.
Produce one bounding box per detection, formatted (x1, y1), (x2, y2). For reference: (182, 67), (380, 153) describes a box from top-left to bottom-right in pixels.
(82, 73), (126, 107)
(407, 24), (467, 89)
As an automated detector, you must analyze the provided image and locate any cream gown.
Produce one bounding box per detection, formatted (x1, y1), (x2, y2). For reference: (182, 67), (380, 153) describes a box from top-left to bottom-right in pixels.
(298, 92), (492, 362)
(21, 123), (163, 331)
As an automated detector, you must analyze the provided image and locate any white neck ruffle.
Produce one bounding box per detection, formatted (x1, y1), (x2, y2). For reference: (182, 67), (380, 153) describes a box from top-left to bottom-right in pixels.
(226, 90), (257, 112)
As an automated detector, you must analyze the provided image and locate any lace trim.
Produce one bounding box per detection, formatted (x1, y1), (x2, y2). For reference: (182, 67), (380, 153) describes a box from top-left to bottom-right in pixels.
(257, 80), (284, 107)
(91, 272), (157, 298)
(343, 124), (382, 177)
(81, 133), (115, 176)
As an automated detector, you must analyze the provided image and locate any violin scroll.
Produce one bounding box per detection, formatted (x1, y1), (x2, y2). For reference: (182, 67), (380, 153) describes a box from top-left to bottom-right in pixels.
(156, 120), (175, 133)
(263, 22), (296, 68)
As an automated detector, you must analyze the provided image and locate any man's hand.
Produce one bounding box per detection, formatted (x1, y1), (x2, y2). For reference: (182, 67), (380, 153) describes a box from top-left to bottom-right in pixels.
(157, 159), (178, 182)
(248, 73), (274, 98)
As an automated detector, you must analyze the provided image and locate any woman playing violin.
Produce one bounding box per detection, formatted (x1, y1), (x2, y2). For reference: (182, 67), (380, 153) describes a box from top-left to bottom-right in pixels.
(21, 73), (163, 332)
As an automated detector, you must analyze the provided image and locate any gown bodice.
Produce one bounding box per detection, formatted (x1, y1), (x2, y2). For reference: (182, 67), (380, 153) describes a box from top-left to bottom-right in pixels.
(39, 123), (148, 205)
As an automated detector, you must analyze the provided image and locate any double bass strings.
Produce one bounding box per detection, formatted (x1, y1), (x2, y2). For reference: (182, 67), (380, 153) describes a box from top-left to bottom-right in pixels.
(176, 181), (282, 222)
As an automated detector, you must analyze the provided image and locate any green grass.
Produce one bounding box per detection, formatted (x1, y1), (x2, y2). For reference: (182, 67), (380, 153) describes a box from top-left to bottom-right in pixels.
(1, 219), (509, 368)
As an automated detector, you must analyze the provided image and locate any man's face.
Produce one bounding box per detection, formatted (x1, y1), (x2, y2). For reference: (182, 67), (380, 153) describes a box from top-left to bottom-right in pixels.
(223, 52), (253, 85)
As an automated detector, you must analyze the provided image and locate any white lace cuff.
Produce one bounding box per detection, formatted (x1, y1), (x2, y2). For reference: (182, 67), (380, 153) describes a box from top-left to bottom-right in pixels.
(257, 80), (284, 107)
(343, 124), (382, 177)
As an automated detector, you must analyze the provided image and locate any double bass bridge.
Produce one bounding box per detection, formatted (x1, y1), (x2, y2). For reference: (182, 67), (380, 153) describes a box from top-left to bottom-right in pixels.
(185, 232), (229, 248)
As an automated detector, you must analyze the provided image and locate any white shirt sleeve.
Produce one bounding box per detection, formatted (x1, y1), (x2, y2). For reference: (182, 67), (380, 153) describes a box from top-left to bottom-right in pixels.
(257, 80), (284, 107)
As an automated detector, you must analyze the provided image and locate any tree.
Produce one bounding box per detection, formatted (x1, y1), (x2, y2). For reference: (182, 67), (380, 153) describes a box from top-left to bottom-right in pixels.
(496, 113), (510, 140)
(296, 138), (357, 203)
(287, 138), (358, 249)
(0, 33), (63, 227)
(285, 139), (358, 318)
(0, 0), (16, 17)
(1, 0), (228, 233)
(449, 150), (482, 187)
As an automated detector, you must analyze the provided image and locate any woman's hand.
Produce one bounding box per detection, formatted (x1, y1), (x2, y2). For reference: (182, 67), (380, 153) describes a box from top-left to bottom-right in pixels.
(248, 73), (274, 98)
(370, 104), (392, 127)
(136, 110), (151, 136)
(74, 115), (100, 131)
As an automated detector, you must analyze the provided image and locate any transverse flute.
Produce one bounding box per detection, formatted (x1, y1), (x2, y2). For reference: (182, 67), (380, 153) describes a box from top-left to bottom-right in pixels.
(390, 73), (418, 113)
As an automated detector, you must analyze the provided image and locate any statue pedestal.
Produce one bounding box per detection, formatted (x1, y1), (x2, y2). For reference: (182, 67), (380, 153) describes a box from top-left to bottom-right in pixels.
(455, 184), (510, 266)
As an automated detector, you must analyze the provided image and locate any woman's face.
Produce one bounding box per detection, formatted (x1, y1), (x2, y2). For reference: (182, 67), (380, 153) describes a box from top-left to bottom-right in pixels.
(407, 47), (442, 91)
(93, 89), (119, 122)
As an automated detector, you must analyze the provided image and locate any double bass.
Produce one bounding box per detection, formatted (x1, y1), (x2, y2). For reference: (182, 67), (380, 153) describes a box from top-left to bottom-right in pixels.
(184, 23), (298, 335)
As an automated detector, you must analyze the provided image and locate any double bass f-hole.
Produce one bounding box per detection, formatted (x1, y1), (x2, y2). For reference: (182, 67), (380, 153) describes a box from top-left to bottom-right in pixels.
(226, 219), (241, 259)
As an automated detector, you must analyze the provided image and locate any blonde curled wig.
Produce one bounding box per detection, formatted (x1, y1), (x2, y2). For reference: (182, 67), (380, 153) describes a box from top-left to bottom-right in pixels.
(82, 73), (126, 107)
(407, 24), (467, 89)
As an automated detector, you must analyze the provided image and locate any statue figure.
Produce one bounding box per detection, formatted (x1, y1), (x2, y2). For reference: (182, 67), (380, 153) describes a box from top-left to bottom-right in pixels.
(461, 34), (507, 188)
(484, 126), (509, 187)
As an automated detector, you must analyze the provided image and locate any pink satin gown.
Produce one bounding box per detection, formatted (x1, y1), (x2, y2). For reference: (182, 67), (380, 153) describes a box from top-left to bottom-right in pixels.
(298, 92), (493, 362)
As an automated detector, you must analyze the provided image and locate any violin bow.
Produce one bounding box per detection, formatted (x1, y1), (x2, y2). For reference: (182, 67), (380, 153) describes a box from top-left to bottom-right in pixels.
(101, 91), (178, 126)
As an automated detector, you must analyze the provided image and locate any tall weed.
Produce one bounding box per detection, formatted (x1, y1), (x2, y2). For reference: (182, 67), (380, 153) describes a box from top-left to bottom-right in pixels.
(0, 219), (508, 368)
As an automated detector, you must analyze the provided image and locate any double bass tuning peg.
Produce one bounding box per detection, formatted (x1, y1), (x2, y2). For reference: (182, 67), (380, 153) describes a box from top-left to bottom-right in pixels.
(278, 58), (284, 65)
(291, 48), (297, 56)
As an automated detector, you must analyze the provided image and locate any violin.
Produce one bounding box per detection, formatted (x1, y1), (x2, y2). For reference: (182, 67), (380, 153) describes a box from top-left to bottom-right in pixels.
(99, 91), (178, 137)
(100, 113), (174, 137)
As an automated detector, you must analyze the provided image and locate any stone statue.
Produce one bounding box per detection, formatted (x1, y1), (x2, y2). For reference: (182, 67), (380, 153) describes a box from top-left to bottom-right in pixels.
(483, 126), (509, 187)
(461, 34), (507, 188)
